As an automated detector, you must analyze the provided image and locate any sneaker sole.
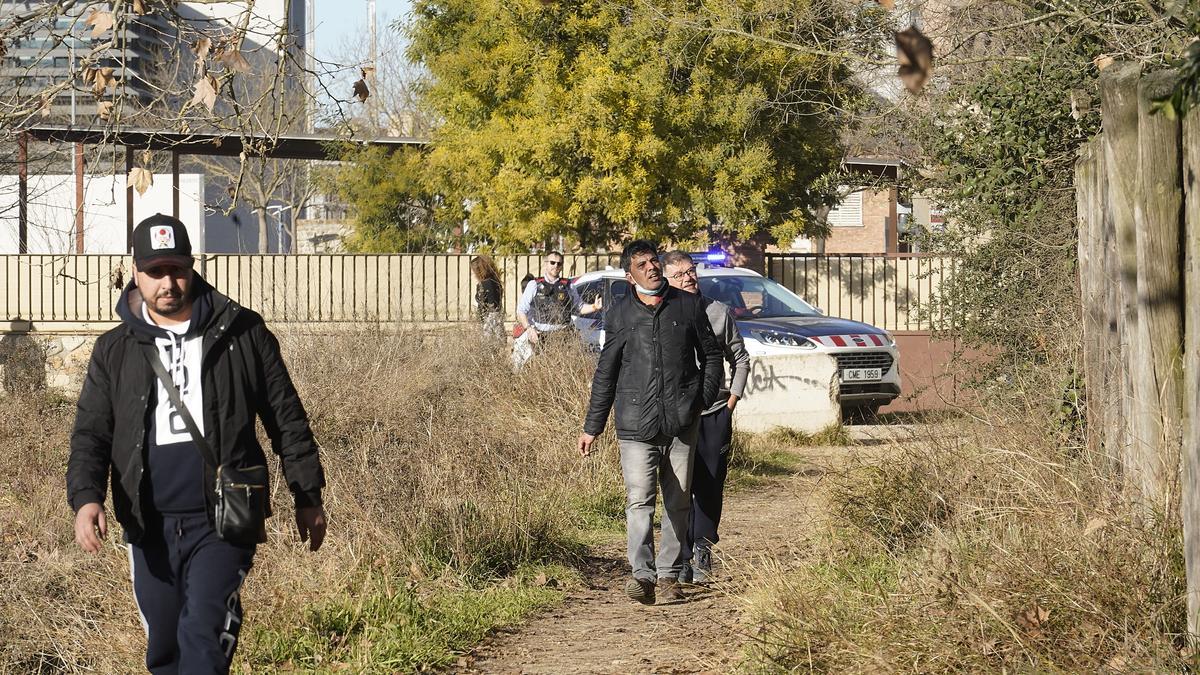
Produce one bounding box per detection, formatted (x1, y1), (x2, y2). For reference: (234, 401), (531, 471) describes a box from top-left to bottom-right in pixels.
(625, 579), (655, 605)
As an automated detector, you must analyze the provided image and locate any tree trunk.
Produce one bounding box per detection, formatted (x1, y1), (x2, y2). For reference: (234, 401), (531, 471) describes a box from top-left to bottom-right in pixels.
(257, 207), (269, 254)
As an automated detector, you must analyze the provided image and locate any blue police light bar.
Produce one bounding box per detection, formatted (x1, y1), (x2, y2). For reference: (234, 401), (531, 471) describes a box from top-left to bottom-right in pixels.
(706, 250), (727, 263)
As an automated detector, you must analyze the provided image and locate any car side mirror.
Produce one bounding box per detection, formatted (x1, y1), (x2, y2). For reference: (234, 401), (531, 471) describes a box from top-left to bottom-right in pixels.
(814, 307), (825, 315)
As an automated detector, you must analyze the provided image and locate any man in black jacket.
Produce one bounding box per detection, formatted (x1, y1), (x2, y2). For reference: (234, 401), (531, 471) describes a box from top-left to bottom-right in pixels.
(67, 214), (327, 673)
(578, 240), (723, 605)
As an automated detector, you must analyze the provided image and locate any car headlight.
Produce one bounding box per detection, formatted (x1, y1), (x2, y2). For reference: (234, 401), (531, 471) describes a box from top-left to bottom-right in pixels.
(752, 330), (816, 349)
(882, 331), (897, 347)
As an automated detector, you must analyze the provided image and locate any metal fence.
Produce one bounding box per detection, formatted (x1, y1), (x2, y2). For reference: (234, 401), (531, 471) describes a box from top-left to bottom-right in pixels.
(2, 252), (950, 332)
(1, 253), (619, 329)
(765, 254), (953, 332)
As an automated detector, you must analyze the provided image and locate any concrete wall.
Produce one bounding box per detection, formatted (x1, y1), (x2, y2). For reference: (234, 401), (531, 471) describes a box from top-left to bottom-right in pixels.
(734, 353), (840, 433)
(0, 332), (94, 393)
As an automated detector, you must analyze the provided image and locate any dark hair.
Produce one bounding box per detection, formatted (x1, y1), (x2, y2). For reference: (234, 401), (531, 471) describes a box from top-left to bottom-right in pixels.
(546, 250), (564, 261)
(620, 240), (659, 273)
(660, 250), (693, 268)
(470, 254), (501, 283)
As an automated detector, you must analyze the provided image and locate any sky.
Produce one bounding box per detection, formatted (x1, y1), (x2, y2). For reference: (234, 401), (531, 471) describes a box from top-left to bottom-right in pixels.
(313, 0), (412, 65)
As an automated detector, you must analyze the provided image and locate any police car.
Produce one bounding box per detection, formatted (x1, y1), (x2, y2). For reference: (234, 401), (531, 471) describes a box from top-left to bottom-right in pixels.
(570, 263), (902, 415)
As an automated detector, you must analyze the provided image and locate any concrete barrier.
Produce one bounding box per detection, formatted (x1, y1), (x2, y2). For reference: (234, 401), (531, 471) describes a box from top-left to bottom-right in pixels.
(733, 353), (839, 433)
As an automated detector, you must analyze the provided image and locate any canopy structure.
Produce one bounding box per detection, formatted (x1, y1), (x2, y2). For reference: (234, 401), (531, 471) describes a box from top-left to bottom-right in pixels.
(12, 124), (428, 252)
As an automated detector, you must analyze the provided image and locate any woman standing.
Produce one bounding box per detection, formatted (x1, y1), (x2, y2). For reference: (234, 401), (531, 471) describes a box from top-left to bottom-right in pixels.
(471, 254), (504, 339)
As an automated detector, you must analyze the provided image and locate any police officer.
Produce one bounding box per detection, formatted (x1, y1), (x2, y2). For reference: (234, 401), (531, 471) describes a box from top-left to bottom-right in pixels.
(513, 252), (600, 369)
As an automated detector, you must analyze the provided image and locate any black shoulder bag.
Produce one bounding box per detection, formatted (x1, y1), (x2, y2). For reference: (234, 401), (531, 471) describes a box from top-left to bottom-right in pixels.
(142, 345), (268, 546)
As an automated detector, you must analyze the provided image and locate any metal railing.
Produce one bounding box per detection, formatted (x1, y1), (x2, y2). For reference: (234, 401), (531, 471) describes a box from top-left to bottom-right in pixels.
(1, 253), (620, 329)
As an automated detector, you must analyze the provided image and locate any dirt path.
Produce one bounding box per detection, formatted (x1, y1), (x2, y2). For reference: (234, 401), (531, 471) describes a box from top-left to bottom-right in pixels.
(463, 431), (890, 675)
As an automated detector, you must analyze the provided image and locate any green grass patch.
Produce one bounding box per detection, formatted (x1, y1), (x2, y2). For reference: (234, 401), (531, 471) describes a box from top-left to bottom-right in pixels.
(569, 485), (627, 537)
(241, 565), (569, 673)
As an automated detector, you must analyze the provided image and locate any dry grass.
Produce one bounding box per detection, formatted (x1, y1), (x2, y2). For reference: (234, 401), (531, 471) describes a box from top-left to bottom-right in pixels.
(740, 386), (1188, 672)
(0, 326), (622, 672)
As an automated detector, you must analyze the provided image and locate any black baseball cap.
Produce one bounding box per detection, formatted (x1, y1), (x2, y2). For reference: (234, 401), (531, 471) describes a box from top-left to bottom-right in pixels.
(132, 214), (193, 268)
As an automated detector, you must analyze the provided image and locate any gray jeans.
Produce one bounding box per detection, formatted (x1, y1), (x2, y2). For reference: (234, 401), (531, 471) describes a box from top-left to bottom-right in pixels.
(619, 422), (698, 581)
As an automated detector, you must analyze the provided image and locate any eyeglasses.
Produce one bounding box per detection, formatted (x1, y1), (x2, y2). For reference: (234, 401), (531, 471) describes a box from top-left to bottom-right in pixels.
(546, 260), (562, 267)
(667, 267), (698, 281)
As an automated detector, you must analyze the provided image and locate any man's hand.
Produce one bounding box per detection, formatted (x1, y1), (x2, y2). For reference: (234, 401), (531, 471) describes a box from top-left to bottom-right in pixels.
(593, 296), (603, 311)
(74, 502), (107, 554)
(296, 506), (327, 552)
(727, 394), (740, 411)
(578, 433), (596, 457)
(527, 326), (540, 343)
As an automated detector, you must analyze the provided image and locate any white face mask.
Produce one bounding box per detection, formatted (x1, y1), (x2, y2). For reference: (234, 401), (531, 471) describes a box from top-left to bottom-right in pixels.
(634, 278), (667, 296)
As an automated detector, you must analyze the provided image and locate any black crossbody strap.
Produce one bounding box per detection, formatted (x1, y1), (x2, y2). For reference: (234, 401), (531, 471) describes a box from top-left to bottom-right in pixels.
(140, 343), (218, 471)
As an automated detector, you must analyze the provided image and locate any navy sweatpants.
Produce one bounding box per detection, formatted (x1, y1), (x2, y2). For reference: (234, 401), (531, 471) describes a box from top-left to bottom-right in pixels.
(128, 513), (255, 675)
(687, 405), (733, 558)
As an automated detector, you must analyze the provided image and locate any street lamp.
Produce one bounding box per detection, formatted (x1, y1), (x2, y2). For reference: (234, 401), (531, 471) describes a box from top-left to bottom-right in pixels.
(265, 204), (292, 253)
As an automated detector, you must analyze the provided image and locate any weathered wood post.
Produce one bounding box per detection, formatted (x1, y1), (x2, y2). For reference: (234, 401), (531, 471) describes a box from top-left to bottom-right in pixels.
(1076, 139), (1103, 454)
(1100, 62), (1145, 498)
(1181, 102), (1200, 636)
(1134, 69), (1185, 514)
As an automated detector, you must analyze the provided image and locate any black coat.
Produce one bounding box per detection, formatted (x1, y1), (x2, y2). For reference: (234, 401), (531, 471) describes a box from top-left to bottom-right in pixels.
(583, 285), (723, 441)
(66, 276), (325, 545)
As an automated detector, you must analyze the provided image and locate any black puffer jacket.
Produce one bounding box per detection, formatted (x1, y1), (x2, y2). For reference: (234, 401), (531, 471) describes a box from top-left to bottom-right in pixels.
(583, 285), (723, 441)
(66, 275), (325, 545)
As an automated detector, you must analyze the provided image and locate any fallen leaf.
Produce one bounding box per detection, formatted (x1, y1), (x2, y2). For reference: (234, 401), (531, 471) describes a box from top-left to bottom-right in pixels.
(352, 78), (369, 102)
(876, 0), (895, 7)
(534, 572), (548, 586)
(96, 100), (113, 120)
(218, 49), (251, 73)
(895, 25), (934, 93)
(131, 0), (147, 15)
(1094, 54), (1114, 71)
(1016, 604), (1050, 638)
(84, 9), (114, 37)
(1083, 517), (1106, 536)
(128, 167), (153, 195)
(191, 74), (218, 111)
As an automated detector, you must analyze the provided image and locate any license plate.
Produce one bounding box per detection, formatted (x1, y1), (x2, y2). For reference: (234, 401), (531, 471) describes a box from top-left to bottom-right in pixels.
(841, 368), (882, 382)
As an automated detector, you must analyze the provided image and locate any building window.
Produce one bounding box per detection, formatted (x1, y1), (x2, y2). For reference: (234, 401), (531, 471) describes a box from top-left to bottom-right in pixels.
(827, 189), (863, 227)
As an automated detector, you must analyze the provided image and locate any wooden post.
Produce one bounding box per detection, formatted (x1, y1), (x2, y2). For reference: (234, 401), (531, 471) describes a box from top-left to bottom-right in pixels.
(1181, 102), (1200, 637)
(1076, 140), (1102, 454)
(1100, 135), (1126, 465)
(74, 142), (84, 254)
(1100, 62), (1144, 497)
(1134, 69), (1185, 512)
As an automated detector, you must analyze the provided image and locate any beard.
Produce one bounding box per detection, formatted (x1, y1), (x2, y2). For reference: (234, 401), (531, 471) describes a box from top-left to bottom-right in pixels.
(150, 290), (186, 316)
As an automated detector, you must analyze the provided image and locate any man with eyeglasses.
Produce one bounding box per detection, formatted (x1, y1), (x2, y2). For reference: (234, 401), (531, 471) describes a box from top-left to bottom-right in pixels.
(67, 214), (327, 673)
(513, 251), (600, 369)
(661, 250), (750, 584)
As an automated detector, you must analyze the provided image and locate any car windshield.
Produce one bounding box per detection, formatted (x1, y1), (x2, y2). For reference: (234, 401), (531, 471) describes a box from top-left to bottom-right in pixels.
(698, 275), (821, 319)
(595, 275), (820, 319)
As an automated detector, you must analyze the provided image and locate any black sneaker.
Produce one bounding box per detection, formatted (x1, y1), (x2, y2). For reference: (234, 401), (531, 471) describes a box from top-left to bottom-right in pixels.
(677, 561), (693, 584)
(656, 577), (686, 604)
(693, 546), (713, 584)
(625, 576), (655, 605)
